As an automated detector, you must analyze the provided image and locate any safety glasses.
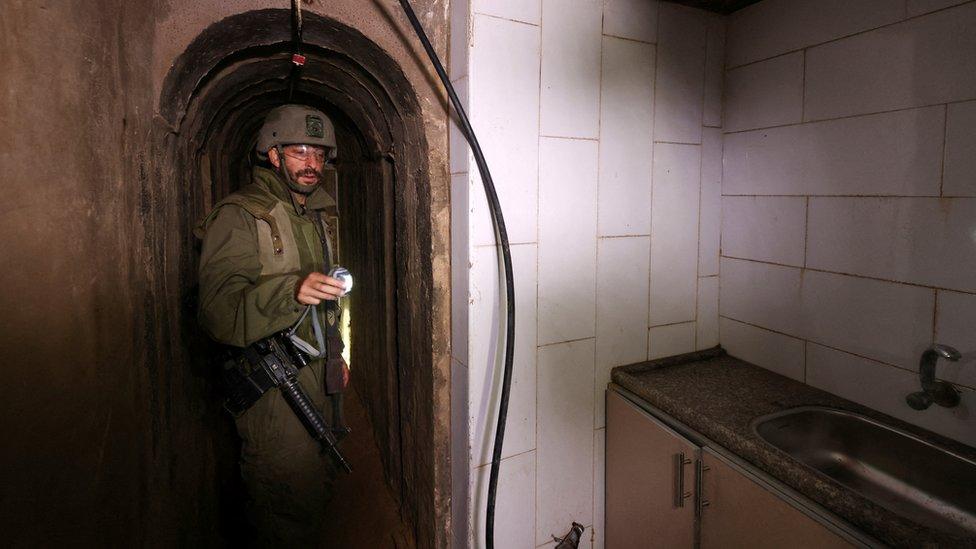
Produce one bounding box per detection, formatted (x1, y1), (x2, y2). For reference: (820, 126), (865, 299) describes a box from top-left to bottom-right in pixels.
(282, 144), (332, 163)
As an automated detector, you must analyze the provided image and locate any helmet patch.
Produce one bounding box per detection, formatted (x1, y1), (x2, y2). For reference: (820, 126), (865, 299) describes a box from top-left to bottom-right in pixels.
(306, 115), (325, 138)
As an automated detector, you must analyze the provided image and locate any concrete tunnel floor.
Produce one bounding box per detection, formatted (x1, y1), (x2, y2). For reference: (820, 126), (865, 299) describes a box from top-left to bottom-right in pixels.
(321, 386), (414, 549)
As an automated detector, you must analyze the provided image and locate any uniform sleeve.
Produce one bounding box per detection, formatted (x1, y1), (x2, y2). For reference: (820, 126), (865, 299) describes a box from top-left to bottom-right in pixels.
(197, 205), (303, 347)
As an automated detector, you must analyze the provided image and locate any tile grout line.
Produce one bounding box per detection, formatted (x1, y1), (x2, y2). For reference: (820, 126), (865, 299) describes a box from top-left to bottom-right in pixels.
(649, 319), (697, 329)
(694, 15), (713, 350)
(724, 99), (975, 136)
(534, 1), (544, 540)
(473, 11), (540, 28)
(540, 134), (599, 141)
(721, 254), (976, 295)
(538, 336), (596, 348)
(724, 0), (976, 71)
(601, 32), (657, 46)
(591, 0), (607, 449)
(803, 197), (809, 268)
(593, 7), (606, 536)
(721, 194), (969, 198)
(646, 8), (663, 350)
(720, 314), (976, 391)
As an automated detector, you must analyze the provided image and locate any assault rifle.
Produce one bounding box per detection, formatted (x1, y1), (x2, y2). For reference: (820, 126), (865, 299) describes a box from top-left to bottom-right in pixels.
(223, 334), (352, 473)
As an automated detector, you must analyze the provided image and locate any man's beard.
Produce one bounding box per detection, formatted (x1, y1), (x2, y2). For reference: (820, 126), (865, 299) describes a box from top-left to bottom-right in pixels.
(281, 166), (322, 195)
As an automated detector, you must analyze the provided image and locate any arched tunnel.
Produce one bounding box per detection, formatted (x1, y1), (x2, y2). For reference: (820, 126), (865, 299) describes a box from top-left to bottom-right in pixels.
(0, 2), (452, 547)
(159, 8), (443, 545)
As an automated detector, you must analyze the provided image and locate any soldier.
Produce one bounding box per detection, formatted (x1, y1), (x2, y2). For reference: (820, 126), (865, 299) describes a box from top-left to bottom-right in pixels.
(196, 104), (350, 546)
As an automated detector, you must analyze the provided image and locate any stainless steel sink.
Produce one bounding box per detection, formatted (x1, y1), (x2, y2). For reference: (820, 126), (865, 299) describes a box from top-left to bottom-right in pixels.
(753, 406), (976, 537)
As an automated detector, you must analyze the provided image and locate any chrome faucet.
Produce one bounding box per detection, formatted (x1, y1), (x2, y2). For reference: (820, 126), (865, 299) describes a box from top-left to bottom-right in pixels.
(906, 344), (962, 410)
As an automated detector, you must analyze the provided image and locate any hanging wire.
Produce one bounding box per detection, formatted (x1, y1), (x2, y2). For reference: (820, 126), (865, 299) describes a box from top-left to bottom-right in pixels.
(394, 2), (515, 548)
(287, 0), (306, 100)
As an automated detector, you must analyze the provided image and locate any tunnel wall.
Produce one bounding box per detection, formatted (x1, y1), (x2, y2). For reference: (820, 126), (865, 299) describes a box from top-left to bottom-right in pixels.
(0, 1), (452, 546)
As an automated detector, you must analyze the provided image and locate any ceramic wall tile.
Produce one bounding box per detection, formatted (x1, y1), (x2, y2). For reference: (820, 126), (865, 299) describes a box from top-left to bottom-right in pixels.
(703, 16), (726, 128)
(450, 0), (470, 79)
(451, 357), (470, 548)
(725, 52), (803, 132)
(593, 427), (606, 549)
(720, 317), (805, 381)
(699, 127), (722, 276)
(598, 36), (655, 236)
(654, 3), (706, 144)
(721, 196), (806, 266)
(806, 344), (976, 447)
(723, 106), (945, 196)
(648, 322), (696, 360)
(538, 138), (599, 345)
(944, 100), (976, 197)
(449, 76), (471, 175)
(540, 0), (603, 139)
(469, 15), (540, 246)
(804, 3), (976, 120)
(719, 257), (802, 336)
(471, 450), (537, 548)
(473, 0), (541, 24)
(727, 0), (903, 68)
(469, 244), (537, 466)
(603, 0), (659, 43)
(537, 338), (596, 544)
(807, 197), (976, 293)
(649, 144), (700, 326)
(452, 173), (470, 366)
(799, 269), (934, 370)
(935, 290), (976, 389)
(595, 237), (650, 427)
(907, 0), (970, 16)
(697, 276), (719, 349)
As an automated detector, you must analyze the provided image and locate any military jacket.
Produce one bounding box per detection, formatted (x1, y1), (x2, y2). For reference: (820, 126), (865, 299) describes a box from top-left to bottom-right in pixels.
(196, 165), (340, 352)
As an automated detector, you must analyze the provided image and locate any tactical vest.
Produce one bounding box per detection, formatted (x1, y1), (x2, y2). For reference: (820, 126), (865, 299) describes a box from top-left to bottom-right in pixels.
(197, 169), (345, 393)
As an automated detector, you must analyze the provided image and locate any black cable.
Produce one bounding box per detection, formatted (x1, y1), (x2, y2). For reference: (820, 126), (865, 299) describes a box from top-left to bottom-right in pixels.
(395, 2), (515, 548)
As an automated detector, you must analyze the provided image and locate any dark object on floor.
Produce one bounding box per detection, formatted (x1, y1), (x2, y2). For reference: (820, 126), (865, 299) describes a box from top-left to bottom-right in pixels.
(553, 522), (586, 549)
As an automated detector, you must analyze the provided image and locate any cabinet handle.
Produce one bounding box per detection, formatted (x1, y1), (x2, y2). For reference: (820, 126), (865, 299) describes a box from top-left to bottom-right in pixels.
(673, 452), (693, 508)
(695, 459), (711, 517)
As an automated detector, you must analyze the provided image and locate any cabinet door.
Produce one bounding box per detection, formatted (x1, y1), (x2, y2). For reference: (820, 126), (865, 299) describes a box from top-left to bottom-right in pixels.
(699, 448), (855, 549)
(606, 390), (697, 549)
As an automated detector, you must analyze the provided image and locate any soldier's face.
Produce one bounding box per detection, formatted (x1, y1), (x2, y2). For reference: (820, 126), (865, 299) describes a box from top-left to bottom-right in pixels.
(273, 144), (326, 188)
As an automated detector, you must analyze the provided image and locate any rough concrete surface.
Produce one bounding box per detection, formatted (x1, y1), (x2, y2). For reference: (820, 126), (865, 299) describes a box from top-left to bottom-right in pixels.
(0, 0), (452, 546)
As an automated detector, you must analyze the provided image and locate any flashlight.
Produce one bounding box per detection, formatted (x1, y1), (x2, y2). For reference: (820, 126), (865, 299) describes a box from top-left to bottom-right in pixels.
(328, 266), (353, 296)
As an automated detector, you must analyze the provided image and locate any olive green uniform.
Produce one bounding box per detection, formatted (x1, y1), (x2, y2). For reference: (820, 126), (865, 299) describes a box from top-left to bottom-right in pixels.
(197, 165), (342, 547)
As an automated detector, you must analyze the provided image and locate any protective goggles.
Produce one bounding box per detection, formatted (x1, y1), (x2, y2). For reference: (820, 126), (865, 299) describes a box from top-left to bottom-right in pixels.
(282, 144), (333, 163)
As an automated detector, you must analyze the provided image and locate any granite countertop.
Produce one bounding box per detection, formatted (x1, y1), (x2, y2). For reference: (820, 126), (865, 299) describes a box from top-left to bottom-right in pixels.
(611, 347), (976, 549)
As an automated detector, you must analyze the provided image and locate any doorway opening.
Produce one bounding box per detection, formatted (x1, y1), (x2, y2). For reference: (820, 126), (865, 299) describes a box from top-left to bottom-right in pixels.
(158, 8), (441, 544)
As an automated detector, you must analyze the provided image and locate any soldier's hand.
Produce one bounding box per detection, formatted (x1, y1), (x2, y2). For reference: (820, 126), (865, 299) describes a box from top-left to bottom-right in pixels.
(295, 272), (346, 305)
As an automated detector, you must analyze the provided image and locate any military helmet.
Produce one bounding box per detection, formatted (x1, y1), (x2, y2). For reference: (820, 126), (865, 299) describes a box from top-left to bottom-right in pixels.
(256, 104), (337, 160)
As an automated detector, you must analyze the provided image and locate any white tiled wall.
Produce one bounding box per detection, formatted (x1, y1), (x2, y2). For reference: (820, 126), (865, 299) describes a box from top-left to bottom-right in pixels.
(721, 0), (976, 449)
(452, 1), (721, 546)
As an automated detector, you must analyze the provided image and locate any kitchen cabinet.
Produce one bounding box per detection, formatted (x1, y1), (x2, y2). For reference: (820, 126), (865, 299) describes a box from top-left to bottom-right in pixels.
(606, 389), (697, 548)
(698, 447), (853, 549)
(606, 389), (857, 548)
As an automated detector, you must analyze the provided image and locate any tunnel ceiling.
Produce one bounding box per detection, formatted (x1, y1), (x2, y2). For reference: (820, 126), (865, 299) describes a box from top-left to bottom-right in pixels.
(161, 8), (430, 201)
(668, 0), (762, 14)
